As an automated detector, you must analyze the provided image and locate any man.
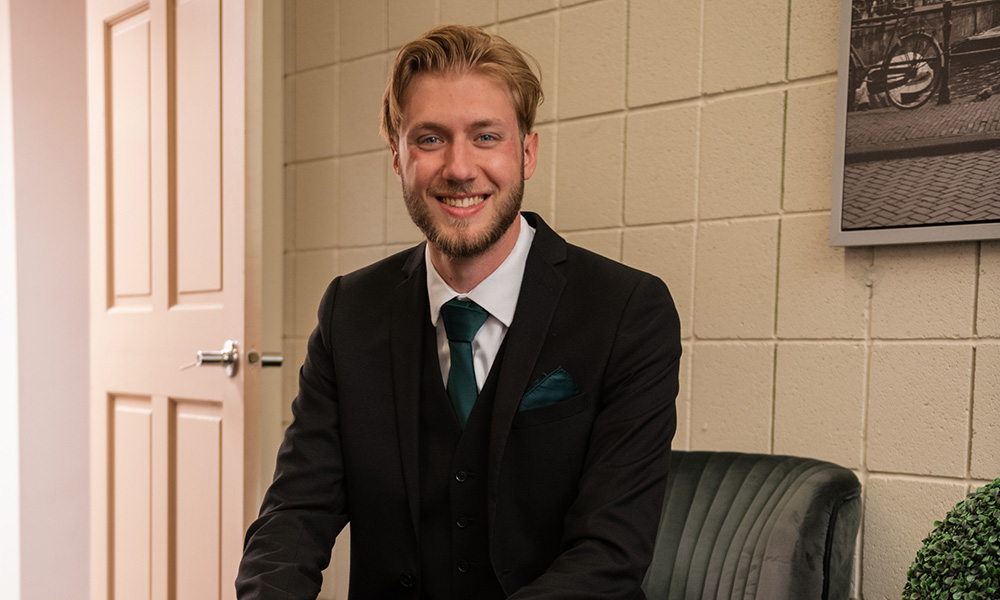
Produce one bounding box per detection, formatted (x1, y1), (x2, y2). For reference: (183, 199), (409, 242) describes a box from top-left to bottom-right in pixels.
(237, 25), (681, 599)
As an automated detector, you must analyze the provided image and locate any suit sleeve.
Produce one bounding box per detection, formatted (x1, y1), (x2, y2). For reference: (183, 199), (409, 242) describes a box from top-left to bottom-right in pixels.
(509, 274), (681, 600)
(236, 279), (349, 600)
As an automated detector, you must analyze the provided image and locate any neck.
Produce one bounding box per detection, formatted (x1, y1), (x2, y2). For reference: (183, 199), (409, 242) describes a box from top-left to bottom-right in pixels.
(428, 216), (521, 294)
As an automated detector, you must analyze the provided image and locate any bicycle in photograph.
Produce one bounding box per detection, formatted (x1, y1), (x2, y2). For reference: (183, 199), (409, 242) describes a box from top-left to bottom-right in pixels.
(849, 1), (944, 110)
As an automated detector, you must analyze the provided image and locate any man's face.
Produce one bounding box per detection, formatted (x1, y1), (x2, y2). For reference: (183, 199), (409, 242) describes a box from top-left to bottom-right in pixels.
(392, 71), (538, 259)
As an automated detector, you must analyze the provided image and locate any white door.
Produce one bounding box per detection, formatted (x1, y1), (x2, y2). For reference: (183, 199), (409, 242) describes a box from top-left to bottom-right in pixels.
(87, 0), (261, 598)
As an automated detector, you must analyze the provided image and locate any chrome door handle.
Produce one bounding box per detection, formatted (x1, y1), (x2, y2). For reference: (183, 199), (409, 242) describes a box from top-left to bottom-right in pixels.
(181, 339), (240, 377)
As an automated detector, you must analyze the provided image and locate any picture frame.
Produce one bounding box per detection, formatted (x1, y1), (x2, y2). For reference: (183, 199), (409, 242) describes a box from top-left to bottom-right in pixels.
(830, 0), (1000, 246)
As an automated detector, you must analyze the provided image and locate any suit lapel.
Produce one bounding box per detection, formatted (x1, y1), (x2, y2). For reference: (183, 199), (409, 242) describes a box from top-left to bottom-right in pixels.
(487, 214), (567, 520)
(390, 244), (428, 537)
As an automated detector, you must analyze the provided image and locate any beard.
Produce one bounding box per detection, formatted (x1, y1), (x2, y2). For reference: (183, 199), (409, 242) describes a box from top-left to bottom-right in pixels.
(402, 171), (524, 259)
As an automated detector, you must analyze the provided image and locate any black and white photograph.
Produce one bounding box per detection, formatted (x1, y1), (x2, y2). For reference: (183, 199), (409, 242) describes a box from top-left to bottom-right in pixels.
(832, 0), (1000, 245)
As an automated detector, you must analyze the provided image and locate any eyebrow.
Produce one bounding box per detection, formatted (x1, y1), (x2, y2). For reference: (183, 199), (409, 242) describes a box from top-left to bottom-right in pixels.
(408, 122), (446, 134)
(469, 119), (505, 130)
(407, 119), (507, 135)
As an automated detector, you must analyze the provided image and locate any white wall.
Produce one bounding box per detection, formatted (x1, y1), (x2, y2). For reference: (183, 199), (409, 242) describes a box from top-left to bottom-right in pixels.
(3, 0), (90, 597)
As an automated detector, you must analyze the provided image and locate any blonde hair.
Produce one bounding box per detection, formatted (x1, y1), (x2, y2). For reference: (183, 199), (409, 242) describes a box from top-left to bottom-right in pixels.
(380, 25), (543, 145)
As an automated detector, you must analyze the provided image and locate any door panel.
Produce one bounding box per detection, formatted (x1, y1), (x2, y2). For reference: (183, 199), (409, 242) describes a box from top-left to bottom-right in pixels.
(174, 399), (223, 599)
(111, 396), (153, 600)
(89, 1), (257, 599)
(175, 0), (222, 296)
(108, 10), (152, 303)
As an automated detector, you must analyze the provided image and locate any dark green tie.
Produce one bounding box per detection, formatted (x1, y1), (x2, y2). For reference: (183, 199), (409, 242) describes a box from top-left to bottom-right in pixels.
(440, 298), (489, 427)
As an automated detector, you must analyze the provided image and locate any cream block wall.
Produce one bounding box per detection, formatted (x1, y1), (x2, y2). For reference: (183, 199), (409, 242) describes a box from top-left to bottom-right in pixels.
(281, 1), (997, 599)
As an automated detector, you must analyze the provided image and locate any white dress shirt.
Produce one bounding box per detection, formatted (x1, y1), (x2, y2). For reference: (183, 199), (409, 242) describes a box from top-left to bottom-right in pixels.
(426, 214), (536, 391)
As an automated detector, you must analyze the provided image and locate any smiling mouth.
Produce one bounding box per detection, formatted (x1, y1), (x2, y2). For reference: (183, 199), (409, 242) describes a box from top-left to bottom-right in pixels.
(437, 194), (488, 209)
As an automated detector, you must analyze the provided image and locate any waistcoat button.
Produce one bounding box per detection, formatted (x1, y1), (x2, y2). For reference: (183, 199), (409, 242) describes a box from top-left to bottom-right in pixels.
(399, 573), (415, 587)
(456, 517), (468, 528)
(457, 560), (470, 573)
(455, 470), (468, 482)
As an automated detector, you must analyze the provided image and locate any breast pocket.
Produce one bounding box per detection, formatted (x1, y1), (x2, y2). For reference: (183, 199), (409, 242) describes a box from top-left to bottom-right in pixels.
(511, 390), (591, 430)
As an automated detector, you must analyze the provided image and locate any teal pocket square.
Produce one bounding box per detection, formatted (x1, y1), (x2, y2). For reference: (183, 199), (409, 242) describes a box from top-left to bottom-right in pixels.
(520, 367), (579, 412)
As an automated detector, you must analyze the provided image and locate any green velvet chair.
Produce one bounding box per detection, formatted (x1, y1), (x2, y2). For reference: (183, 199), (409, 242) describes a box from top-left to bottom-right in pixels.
(643, 451), (862, 600)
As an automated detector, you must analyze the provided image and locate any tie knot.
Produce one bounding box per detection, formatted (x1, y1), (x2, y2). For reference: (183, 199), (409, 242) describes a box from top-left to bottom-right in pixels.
(440, 298), (489, 343)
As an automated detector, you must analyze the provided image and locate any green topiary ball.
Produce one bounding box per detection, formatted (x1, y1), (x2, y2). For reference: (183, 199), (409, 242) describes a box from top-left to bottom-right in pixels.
(903, 478), (1000, 600)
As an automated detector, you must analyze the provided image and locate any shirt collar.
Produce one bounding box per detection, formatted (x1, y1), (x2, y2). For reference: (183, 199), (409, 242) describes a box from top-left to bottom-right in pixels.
(427, 213), (536, 328)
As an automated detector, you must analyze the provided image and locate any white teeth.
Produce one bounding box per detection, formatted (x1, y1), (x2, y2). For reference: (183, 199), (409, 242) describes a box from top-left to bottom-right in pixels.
(440, 195), (486, 208)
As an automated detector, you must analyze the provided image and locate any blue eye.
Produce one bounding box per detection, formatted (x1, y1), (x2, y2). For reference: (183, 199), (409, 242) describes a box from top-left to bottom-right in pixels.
(420, 136), (441, 145)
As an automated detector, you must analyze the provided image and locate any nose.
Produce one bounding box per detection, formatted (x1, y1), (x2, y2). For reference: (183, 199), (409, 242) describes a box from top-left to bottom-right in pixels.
(442, 141), (476, 183)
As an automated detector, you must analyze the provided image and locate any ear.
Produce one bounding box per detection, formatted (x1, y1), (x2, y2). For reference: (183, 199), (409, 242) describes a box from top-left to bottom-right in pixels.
(522, 131), (538, 181)
(390, 142), (402, 179)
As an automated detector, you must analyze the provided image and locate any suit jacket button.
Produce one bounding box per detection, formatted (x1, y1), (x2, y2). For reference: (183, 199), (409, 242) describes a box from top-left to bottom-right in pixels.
(399, 573), (415, 587)
(456, 517), (468, 528)
(454, 470), (468, 482)
(457, 560), (470, 573)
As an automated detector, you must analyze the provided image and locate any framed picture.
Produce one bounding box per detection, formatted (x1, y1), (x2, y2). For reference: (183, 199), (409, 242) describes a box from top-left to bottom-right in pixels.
(830, 0), (1000, 246)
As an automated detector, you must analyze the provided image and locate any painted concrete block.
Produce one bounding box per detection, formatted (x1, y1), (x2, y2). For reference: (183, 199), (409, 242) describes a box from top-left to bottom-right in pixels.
(338, 152), (386, 247)
(500, 0), (557, 21)
(339, 54), (388, 155)
(867, 343), (971, 477)
(296, 159), (338, 250)
(628, 0), (701, 106)
(284, 0), (297, 75)
(972, 344), (1000, 479)
(703, 0), (787, 93)
(297, 0), (338, 70)
(774, 342), (865, 467)
(699, 92), (785, 219)
(777, 214), (869, 339)
(625, 106), (698, 225)
(389, 0), (437, 49)
(788, 0), (840, 79)
(977, 242), (1000, 336)
(694, 219), (779, 339)
(558, 0), (626, 119)
(784, 82), (838, 213)
(284, 74), (297, 162)
(295, 66), (338, 160)
(340, 0), (387, 60)
(690, 341), (774, 453)
(285, 164), (297, 252)
(555, 115), (625, 231)
(440, 0), (496, 26)
(283, 253), (296, 343)
(872, 243), (976, 339)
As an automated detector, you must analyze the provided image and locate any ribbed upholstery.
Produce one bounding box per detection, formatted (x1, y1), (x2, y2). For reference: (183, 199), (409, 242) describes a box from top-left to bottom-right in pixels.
(643, 451), (861, 600)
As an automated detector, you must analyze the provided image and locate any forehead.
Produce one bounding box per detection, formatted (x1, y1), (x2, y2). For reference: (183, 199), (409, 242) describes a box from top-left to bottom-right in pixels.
(399, 70), (518, 130)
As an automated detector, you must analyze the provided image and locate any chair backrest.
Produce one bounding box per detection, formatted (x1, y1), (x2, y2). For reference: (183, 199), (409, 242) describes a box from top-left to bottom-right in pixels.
(643, 451), (861, 600)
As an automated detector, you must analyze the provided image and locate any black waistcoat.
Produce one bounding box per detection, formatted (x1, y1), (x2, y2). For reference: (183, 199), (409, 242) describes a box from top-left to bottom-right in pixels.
(418, 325), (507, 600)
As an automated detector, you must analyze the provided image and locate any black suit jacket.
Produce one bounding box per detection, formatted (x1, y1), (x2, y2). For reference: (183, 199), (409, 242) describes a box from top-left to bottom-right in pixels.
(237, 213), (682, 599)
